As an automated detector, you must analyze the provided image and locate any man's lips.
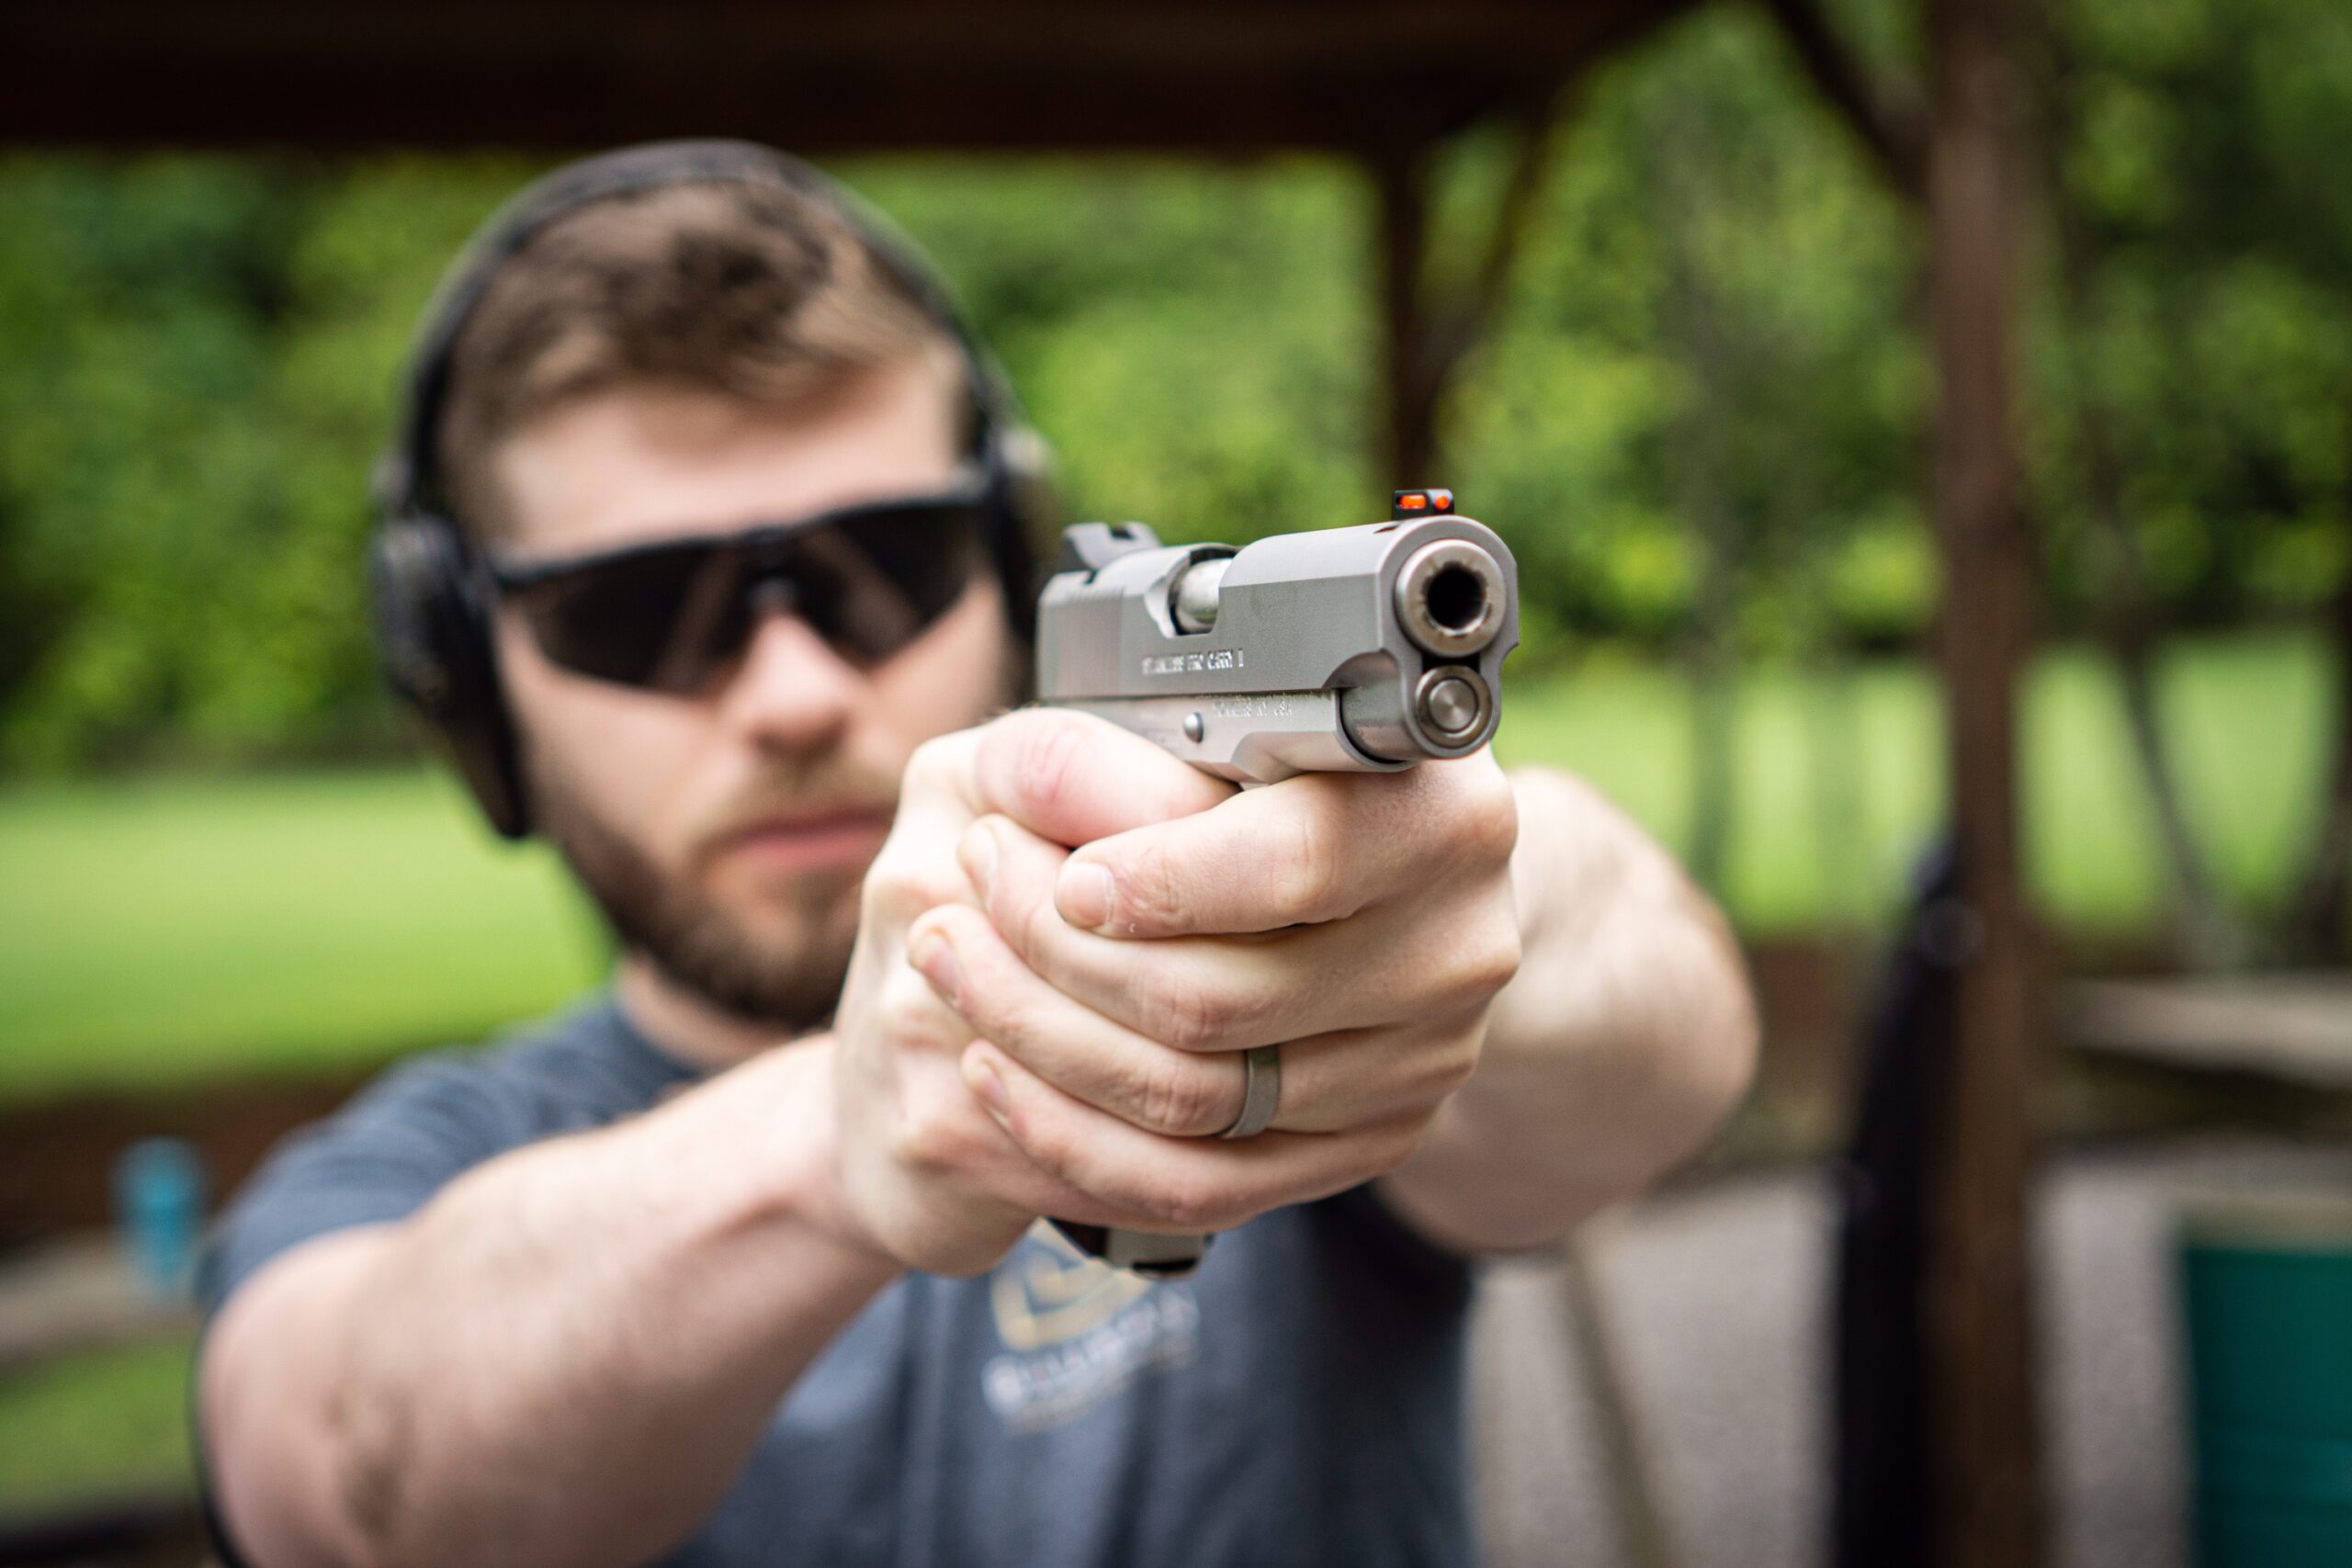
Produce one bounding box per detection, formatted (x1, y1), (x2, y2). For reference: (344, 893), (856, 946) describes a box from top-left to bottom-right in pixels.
(706, 806), (896, 875)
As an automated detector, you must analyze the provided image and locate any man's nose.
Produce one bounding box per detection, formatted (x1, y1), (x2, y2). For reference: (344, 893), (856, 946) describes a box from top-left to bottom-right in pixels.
(717, 608), (860, 754)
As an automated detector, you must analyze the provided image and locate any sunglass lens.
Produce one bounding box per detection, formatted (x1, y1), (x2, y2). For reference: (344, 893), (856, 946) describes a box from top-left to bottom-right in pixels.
(509, 543), (743, 692)
(788, 502), (992, 660)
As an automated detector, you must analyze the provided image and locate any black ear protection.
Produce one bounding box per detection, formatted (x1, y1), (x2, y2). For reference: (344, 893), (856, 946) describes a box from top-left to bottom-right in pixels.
(368, 140), (1050, 840)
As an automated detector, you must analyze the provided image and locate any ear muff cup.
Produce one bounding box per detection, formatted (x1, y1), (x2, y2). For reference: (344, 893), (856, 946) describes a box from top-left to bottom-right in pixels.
(368, 515), (527, 838)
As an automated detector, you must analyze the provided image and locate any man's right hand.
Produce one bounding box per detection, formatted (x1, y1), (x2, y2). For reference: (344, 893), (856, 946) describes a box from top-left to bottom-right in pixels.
(826, 710), (1235, 1276)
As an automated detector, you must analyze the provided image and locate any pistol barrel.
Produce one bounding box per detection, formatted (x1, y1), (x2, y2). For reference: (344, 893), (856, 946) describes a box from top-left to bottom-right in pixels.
(1035, 513), (1520, 784)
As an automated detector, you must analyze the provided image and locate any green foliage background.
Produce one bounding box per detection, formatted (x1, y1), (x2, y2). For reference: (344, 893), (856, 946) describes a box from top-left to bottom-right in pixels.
(0, 0), (2345, 773)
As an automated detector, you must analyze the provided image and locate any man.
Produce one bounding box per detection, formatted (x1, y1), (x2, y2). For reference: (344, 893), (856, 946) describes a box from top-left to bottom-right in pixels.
(198, 142), (1756, 1568)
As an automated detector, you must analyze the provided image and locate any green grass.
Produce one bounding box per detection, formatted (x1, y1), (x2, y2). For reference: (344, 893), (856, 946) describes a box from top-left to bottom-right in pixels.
(0, 767), (605, 1102)
(1494, 629), (2330, 935)
(0, 1338), (194, 1508)
(0, 631), (2334, 1105)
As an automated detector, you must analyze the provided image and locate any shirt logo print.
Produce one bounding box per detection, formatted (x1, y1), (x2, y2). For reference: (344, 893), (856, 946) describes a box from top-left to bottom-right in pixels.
(981, 1222), (1201, 1432)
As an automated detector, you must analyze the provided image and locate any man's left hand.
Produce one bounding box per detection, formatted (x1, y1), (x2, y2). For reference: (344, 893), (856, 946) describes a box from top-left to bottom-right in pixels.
(906, 747), (1522, 1231)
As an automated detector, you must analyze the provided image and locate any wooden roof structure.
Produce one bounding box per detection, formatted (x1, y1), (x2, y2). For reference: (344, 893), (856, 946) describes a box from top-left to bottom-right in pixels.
(2, 1), (1691, 155)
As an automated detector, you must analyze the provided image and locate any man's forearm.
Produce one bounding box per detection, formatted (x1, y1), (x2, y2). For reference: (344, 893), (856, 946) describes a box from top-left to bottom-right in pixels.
(204, 1039), (899, 1568)
(1382, 766), (1758, 1252)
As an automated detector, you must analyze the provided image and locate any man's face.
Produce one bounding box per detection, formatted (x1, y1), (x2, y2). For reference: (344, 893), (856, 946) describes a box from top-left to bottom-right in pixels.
(490, 355), (1015, 1029)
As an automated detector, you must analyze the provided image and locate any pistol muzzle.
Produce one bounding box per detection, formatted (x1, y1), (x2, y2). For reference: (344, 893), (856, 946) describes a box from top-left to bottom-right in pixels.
(1396, 539), (1508, 659)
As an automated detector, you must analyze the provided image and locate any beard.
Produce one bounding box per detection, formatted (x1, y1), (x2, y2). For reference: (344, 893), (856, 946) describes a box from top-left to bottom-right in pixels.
(528, 753), (869, 1034)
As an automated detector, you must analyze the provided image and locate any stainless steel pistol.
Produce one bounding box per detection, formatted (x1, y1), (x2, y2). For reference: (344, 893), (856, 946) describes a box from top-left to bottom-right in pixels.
(1031, 489), (1520, 1277)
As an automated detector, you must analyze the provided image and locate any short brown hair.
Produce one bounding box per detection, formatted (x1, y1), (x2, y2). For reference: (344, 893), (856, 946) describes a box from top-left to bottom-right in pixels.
(438, 179), (960, 538)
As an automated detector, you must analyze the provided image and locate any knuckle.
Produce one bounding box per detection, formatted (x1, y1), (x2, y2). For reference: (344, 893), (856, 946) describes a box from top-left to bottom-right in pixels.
(862, 852), (962, 928)
(1132, 1054), (1227, 1137)
(1148, 1175), (1232, 1234)
(1329, 1118), (1426, 1185)
(979, 989), (1037, 1052)
(1441, 912), (1522, 1010)
(1113, 845), (1186, 931)
(1482, 914), (1526, 987)
(858, 861), (910, 925)
(888, 1075), (974, 1175)
(1016, 892), (1068, 964)
(1140, 978), (1227, 1054)
(1475, 767), (1522, 856)
(1434, 1032), (1484, 1096)
(1014, 1113), (1080, 1184)
(904, 734), (967, 798)
(1476, 932), (1525, 999)
(876, 968), (964, 1054)
(1272, 807), (1344, 920)
(1445, 761), (1521, 871)
(1375, 1119), (1430, 1175)
(1408, 1027), (1483, 1104)
(1010, 712), (1092, 824)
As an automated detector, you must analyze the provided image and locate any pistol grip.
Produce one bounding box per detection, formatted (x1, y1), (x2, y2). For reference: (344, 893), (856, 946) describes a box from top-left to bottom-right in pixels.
(1051, 1220), (1210, 1280)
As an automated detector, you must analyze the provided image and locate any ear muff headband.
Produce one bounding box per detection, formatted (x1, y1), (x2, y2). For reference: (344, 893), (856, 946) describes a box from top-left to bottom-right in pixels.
(368, 141), (1046, 840)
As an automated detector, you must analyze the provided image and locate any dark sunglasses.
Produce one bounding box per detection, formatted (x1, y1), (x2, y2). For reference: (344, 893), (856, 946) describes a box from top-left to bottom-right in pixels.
(490, 480), (1000, 694)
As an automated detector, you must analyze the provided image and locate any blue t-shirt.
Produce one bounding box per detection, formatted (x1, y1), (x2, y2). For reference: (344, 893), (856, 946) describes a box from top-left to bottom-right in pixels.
(199, 997), (1477, 1568)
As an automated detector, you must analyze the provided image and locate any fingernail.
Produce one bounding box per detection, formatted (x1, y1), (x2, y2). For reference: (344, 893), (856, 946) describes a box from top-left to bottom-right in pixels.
(1057, 863), (1116, 931)
(960, 823), (999, 904)
(910, 931), (962, 1007)
(964, 1050), (1012, 1119)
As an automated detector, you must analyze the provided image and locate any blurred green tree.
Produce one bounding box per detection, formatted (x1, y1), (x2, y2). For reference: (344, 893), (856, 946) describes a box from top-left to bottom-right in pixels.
(2022, 0), (2352, 954)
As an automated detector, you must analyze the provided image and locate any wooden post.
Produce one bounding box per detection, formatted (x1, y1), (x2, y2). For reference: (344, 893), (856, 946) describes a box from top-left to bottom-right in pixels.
(1375, 142), (1438, 490)
(1924, 0), (2043, 1562)
(1372, 99), (1566, 491)
(1758, 0), (2046, 1549)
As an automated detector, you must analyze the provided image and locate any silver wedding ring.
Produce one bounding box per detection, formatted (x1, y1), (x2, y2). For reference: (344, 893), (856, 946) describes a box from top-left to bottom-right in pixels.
(1218, 1044), (1282, 1140)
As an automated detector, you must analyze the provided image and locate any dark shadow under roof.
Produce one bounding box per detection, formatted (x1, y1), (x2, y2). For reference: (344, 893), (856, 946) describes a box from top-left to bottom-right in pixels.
(4, 0), (1696, 156)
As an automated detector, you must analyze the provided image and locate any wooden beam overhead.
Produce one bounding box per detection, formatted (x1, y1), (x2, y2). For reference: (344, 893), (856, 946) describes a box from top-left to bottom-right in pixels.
(0, 0), (1692, 156)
